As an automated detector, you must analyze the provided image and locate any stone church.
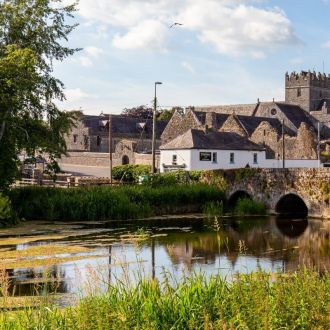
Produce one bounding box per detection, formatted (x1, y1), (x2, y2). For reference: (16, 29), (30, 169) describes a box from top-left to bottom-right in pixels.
(162, 71), (330, 160)
(61, 114), (168, 168)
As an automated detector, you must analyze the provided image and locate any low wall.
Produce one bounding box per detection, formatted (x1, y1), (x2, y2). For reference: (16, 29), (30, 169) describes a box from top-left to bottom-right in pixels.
(59, 152), (160, 168)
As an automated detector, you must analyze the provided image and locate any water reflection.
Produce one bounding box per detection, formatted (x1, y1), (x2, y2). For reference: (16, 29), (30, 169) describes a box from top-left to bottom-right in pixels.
(0, 216), (329, 303)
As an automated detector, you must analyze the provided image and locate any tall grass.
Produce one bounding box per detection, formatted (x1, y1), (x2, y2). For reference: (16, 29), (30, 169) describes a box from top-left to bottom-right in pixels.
(7, 184), (225, 221)
(234, 197), (267, 216)
(0, 270), (329, 329)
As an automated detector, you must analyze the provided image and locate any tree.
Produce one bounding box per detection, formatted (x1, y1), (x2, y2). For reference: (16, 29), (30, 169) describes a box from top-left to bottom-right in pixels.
(0, 0), (79, 188)
(121, 105), (153, 119)
(158, 107), (184, 121)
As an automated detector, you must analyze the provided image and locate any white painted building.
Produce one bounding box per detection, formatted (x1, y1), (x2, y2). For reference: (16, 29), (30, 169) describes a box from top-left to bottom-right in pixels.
(160, 129), (319, 172)
(160, 129), (266, 172)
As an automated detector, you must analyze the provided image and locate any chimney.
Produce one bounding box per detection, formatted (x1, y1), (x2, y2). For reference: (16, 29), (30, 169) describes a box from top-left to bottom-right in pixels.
(205, 112), (217, 129)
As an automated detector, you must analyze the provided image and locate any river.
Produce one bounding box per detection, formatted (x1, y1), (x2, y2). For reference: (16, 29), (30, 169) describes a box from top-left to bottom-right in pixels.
(0, 216), (329, 306)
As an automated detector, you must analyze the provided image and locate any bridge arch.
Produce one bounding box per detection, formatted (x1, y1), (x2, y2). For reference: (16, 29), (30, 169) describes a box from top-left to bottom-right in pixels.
(275, 193), (308, 217)
(228, 190), (252, 209)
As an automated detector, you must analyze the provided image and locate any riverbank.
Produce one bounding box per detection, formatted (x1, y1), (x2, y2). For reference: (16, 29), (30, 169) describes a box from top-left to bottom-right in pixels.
(7, 184), (225, 222)
(1, 270), (329, 329)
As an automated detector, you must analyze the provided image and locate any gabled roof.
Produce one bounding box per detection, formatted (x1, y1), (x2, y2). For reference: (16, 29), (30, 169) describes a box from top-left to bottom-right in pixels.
(236, 115), (284, 136)
(275, 103), (314, 129)
(160, 129), (265, 151)
(82, 115), (168, 138)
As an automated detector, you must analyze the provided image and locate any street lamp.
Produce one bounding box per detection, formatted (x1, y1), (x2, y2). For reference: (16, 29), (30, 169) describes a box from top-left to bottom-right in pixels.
(152, 82), (162, 174)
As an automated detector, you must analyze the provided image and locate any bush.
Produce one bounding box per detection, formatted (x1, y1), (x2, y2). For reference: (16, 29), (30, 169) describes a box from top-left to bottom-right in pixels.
(112, 165), (151, 183)
(0, 194), (18, 226)
(8, 184), (225, 221)
(234, 198), (267, 216)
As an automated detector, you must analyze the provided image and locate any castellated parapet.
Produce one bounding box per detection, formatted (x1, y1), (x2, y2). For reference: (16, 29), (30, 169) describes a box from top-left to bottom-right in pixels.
(286, 71), (330, 89)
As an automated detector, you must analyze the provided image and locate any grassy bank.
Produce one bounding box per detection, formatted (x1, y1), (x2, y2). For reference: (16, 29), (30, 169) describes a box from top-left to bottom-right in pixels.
(0, 270), (329, 329)
(7, 184), (225, 222)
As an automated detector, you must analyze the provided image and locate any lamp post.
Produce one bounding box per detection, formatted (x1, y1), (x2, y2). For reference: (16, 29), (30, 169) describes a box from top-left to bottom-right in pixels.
(152, 82), (162, 174)
(109, 114), (113, 184)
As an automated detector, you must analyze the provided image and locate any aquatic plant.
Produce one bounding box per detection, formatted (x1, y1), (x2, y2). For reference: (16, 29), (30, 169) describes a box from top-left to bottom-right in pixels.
(233, 197), (267, 216)
(8, 184), (225, 222)
(203, 201), (224, 219)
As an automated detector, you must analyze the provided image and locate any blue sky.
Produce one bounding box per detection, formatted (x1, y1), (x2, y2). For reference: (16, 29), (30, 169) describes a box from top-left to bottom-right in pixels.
(55, 0), (330, 115)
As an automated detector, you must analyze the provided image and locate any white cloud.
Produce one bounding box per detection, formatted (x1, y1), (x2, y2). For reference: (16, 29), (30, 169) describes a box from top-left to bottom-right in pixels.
(65, 88), (90, 103)
(75, 56), (93, 67)
(321, 41), (330, 48)
(76, 0), (299, 57)
(85, 46), (104, 58)
(112, 20), (169, 51)
(181, 61), (195, 73)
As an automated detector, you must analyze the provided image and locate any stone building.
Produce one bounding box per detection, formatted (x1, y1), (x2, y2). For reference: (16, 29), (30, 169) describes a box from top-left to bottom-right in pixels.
(60, 114), (168, 168)
(162, 71), (330, 161)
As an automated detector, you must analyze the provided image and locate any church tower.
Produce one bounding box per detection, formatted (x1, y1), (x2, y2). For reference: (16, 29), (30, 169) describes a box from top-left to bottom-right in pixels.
(285, 71), (330, 112)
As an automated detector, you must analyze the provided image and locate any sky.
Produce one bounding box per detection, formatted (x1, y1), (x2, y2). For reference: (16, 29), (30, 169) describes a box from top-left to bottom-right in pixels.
(55, 0), (330, 115)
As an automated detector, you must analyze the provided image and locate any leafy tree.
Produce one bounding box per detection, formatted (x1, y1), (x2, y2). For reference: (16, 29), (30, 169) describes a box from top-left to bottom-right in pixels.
(0, 0), (80, 189)
(121, 105), (153, 119)
(158, 107), (184, 121)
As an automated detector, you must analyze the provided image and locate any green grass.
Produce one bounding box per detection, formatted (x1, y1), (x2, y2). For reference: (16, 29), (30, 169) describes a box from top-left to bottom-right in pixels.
(7, 184), (225, 222)
(233, 198), (267, 216)
(0, 270), (329, 329)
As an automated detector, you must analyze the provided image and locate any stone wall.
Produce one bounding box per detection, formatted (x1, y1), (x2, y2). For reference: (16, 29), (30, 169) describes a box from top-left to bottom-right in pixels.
(224, 168), (330, 219)
(219, 115), (248, 137)
(59, 151), (159, 168)
(161, 109), (201, 144)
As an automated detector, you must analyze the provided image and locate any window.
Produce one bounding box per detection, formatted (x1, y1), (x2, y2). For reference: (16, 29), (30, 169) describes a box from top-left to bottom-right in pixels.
(200, 152), (212, 161)
(270, 108), (277, 116)
(297, 87), (301, 97)
(230, 153), (235, 164)
(172, 155), (177, 165)
(212, 152), (217, 163)
(96, 136), (101, 146)
(73, 134), (78, 143)
(253, 153), (258, 164)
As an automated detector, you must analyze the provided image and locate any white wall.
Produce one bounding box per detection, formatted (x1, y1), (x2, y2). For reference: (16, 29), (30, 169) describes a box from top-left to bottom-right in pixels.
(160, 149), (319, 172)
(160, 149), (266, 172)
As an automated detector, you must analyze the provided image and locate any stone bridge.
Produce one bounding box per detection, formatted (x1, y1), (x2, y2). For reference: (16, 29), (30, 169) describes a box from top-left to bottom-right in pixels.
(223, 168), (330, 219)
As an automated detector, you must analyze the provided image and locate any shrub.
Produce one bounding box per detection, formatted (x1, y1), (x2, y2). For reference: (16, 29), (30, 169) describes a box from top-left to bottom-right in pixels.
(0, 194), (17, 226)
(234, 198), (267, 216)
(112, 165), (151, 183)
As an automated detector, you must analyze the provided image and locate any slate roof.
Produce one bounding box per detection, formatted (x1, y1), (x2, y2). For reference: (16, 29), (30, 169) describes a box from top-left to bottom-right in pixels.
(160, 129), (265, 151)
(82, 115), (168, 138)
(275, 103), (314, 129)
(236, 115), (287, 136)
(193, 111), (230, 128)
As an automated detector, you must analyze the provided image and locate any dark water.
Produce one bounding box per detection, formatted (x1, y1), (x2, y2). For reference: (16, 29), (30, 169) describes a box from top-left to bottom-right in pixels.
(0, 216), (329, 303)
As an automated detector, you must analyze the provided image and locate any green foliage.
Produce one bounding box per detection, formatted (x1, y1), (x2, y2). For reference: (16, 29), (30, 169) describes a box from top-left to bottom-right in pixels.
(8, 184), (224, 221)
(0, 0), (79, 188)
(112, 165), (151, 183)
(321, 182), (330, 202)
(189, 170), (203, 181)
(1, 270), (330, 329)
(234, 198), (267, 216)
(149, 171), (189, 186)
(203, 201), (224, 218)
(234, 168), (259, 181)
(0, 194), (17, 226)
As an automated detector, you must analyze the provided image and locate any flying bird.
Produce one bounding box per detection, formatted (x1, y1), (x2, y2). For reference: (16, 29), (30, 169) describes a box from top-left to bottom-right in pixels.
(169, 22), (183, 28)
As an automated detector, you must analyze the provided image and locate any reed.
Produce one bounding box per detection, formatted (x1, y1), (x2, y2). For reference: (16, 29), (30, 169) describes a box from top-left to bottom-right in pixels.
(8, 184), (225, 222)
(233, 197), (267, 216)
(0, 270), (329, 329)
